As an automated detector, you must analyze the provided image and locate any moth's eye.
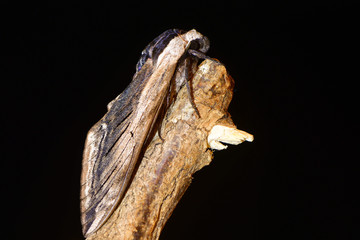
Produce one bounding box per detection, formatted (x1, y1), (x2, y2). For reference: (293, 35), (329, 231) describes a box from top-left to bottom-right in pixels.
(188, 40), (200, 51)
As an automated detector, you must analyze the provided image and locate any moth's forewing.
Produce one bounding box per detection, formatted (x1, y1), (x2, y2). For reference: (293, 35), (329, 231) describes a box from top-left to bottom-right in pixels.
(80, 60), (152, 235)
(80, 60), (176, 237)
(80, 29), (209, 237)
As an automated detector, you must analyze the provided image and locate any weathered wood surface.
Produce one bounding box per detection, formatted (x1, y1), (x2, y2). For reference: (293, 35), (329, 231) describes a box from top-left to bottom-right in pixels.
(87, 59), (253, 240)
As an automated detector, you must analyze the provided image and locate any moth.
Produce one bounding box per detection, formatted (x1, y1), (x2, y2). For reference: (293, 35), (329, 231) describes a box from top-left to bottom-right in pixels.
(80, 29), (210, 237)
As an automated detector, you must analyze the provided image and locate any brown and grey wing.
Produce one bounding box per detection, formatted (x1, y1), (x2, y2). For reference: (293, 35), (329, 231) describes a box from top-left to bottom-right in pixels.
(80, 108), (137, 236)
(80, 67), (154, 237)
(80, 117), (134, 236)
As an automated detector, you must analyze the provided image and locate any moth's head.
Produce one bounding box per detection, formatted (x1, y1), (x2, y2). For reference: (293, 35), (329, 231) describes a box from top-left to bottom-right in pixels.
(136, 29), (210, 72)
(181, 29), (210, 54)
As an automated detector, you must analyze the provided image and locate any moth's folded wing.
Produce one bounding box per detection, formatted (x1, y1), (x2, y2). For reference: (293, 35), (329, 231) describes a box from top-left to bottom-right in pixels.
(80, 66), (152, 237)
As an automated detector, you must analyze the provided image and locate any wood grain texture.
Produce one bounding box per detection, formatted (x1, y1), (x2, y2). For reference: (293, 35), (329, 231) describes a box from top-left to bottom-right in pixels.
(87, 59), (238, 240)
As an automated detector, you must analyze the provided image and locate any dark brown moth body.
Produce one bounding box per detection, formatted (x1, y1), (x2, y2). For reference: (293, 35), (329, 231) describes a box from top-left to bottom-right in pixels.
(80, 29), (209, 237)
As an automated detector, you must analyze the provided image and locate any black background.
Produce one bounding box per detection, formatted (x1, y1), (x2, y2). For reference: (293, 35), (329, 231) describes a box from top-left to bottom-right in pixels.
(2, 1), (357, 240)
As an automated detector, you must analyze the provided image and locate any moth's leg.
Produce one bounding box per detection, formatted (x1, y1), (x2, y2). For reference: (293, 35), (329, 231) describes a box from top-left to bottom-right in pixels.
(156, 93), (171, 142)
(184, 48), (218, 118)
(184, 57), (201, 118)
(156, 80), (175, 141)
(157, 126), (165, 141)
(185, 49), (222, 118)
(187, 49), (220, 63)
(187, 49), (210, 60)
(156, 100), (166, 141)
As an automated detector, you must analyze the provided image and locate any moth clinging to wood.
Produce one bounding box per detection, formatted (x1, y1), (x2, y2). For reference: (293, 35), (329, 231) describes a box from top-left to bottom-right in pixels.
(80, 29), (211, 237)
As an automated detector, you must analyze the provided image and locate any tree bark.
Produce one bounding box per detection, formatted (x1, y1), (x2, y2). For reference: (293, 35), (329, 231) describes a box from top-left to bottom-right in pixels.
(87, 59), (253, 240)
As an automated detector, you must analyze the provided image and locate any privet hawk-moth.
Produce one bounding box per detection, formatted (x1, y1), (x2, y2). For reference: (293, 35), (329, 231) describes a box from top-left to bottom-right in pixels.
(80, 29), (210, 237)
